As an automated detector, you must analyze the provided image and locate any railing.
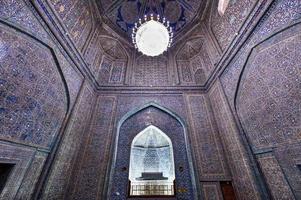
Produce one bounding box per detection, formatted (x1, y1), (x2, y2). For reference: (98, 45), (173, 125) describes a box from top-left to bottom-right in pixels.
(129, 181), (175, 196)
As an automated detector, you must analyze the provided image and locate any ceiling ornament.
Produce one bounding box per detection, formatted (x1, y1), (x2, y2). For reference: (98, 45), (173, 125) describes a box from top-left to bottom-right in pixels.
(132, 14), (173, 57)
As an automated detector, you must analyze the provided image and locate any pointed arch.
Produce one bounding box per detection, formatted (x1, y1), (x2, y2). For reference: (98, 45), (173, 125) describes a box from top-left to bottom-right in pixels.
(129, 125), (175, 181)
(105, 102), (198, 199)
(128, 125), (176, 196)
(117, 102), (187, 129)
(98, 35), (129, 60)
(175, 36), (205, 60)
(131, 125), (173, 149)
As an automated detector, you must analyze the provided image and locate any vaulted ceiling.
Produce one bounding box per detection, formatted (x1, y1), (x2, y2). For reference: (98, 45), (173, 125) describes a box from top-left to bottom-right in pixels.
(96, 0), (207, 40)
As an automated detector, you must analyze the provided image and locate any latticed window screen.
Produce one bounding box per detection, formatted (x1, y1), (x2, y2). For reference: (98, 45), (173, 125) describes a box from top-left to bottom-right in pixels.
(130, 182), (175, 196)
(143, 148), (160, 172)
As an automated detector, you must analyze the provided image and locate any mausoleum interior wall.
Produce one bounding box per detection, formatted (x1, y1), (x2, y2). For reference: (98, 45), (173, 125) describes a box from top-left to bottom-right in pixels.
(207, 0), (301, 199)
(0, 0), (300, 199)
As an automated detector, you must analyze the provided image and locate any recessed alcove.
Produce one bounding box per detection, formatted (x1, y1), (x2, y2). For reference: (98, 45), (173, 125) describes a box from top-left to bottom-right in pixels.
(0, 163), (15, 193)
(108, 105), (196, 199)
(129, 125), (175, 196)
(297, 164), (301, 171)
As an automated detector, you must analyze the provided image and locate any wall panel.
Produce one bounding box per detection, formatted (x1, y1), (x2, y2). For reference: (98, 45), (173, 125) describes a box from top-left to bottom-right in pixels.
(209, 81), (260, 200)
(257, 153), (295, 199)
(42, 82), (96, 199)
(186, 95), (230, 180)
(68, 96), (116, 199)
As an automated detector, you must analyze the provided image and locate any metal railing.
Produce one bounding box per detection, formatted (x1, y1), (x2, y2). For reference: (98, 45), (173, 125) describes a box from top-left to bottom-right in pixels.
(129, 181), (175, 196)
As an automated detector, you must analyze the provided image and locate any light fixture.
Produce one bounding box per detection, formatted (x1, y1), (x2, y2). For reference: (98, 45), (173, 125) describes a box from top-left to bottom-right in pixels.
(132, 14), (173, 57)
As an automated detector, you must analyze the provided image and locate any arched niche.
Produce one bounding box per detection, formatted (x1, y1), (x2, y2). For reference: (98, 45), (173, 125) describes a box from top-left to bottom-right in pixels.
(175, 37), (210, 85)
(99, 36), (128, 60)
(107, 104), (197, 199)
(97, 36), (129, 85)
(176, 37), (204, 61)
(129, 125), (175, 196)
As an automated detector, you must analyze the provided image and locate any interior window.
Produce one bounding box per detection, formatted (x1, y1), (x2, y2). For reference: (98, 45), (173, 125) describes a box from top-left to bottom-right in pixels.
(129, 125), (175, 196)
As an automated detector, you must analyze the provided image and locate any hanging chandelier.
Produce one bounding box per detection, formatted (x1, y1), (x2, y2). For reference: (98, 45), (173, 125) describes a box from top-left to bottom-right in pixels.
(132, 14), (173, 57)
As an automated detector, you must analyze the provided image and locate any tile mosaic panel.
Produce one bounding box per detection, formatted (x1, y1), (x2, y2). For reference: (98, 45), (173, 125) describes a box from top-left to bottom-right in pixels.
(221, 0), (301, 108)
(109, 61), (126, 84)
(209, 0), (257, 51)
(275, 144), (301, 198)
(68, 96), (116, 200)
(48, 0), (94, 51)
(176, 37), (215, 85)
(15, 151), (47, 200)
(84, 33), (128, 86)
(236, 22), (301, 151)
(186, 95), (230, 179)
(202, 182), (223, 200)
(0, 24), (68, 148)
(209, 81), (260, 200)
(54, 50), (83, 108)
(115, 94), (188, 122)
(42, 82), (95, 200)
(257, 153), (295, 199)
(98, 56), (113, 85)
(83, 29), (103, 76)
(98, 57), (126, 85)
(1, 0), (51, 43)
(133, 55), (169, 86)
(1, 1), (83, 108)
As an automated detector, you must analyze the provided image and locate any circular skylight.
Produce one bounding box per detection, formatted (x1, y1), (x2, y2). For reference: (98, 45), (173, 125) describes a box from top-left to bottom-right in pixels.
(135, 20), (170, 57)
